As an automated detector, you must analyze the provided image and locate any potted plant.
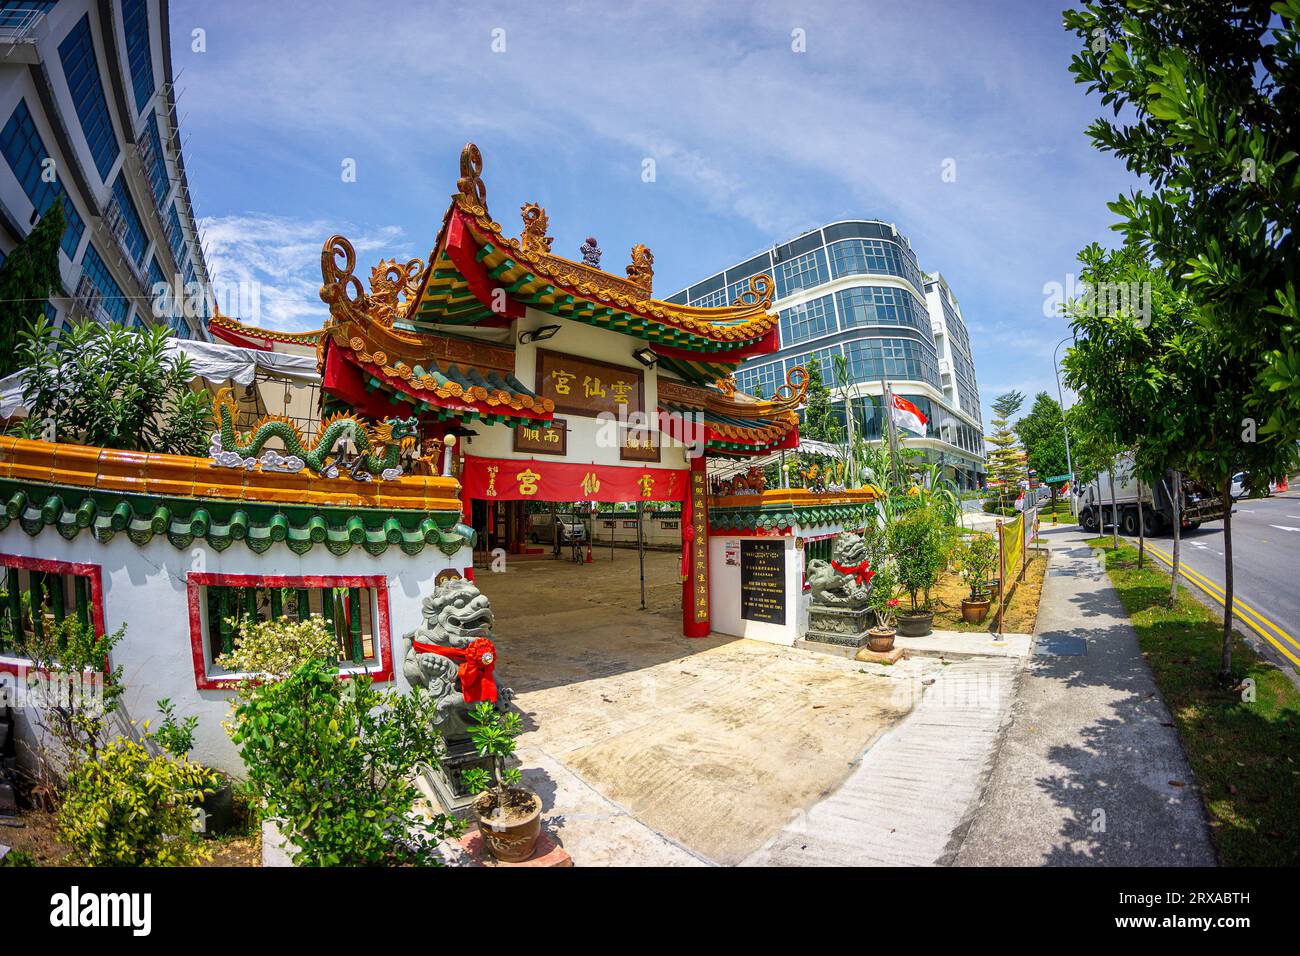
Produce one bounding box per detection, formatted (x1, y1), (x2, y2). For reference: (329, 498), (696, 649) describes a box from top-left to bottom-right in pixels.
(865, 562), (901, 651)
(887, 507), (948, 637)
(152, 698), (234, 836)
(957, 533), (998, 625)
(461, 701), (542, 863)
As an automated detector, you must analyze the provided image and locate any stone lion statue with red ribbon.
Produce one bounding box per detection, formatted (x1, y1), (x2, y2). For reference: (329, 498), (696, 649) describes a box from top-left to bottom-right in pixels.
(806, 531), (874, 608)
(401, 578), (513, 739)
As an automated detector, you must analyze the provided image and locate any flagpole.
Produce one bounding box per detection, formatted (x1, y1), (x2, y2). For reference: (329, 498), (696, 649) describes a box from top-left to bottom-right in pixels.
(881, 376), (900, 488)
(843, 381), (857, 488)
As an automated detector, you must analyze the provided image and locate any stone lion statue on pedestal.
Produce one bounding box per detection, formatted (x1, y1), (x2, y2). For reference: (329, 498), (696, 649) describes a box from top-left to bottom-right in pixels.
(402, 578), (513, 740)
(805, 531), (874, 608)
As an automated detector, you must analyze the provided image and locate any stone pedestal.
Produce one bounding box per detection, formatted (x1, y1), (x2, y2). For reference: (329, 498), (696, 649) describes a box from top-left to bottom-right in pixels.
(421, 737), (496, 818)
(805, 603), (876, 648)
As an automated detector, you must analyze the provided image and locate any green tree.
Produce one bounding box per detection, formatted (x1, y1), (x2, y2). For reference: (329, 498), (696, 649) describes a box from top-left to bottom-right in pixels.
(984, 390), (1026, 510)
(800, 358), (842, 444)
(1062, 244), (1295, 679)
(1014, 391), (1071, 509)
(1063, 0), (1300, 450)
(15, 319), (210, 455)
(0, 198), (65, 377)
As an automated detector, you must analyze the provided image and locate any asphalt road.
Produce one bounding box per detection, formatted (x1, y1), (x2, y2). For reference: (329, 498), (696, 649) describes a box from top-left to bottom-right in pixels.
(1121, 492), (1300, 676)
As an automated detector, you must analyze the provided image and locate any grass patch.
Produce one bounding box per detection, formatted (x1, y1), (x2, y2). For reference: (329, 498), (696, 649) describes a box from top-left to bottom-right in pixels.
(1085, 537), (1300, 866)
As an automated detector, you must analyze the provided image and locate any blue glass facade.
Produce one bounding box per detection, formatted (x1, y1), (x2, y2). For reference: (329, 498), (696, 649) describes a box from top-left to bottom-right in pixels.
(0, 99), (86, 258)
(80, 243), (129, 324)
(110, 172), (147, 264)
(677, 219), (984, 483)
(0, 2), (56, 30)
(122, 0), (155, 114)
(166, 201), (185, 263)
(58, 14), (119, 181)
(141, 113), (168, 206)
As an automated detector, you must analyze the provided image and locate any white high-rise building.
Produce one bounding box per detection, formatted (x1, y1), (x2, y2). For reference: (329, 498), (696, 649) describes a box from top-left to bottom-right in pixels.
(669, 220), (985, 489)
(0, 1), (212, 338)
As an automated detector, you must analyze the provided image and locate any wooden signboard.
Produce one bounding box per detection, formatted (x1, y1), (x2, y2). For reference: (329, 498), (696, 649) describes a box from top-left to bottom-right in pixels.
(535, 349), (644, 419)
(740, 539), (786, 625)
(513, 418), (568, 455)
(619, 425), (660, 462)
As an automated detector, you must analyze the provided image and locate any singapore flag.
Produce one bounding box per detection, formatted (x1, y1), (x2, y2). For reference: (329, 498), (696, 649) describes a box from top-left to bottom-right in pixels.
(890, 393), (928, 437)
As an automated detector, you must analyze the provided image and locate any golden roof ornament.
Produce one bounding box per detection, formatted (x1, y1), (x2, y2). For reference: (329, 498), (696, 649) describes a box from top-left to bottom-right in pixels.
(368, 257), (425, 326)
(730, 273), (775, 310)
(453, 142), (500, 231)
(519, 202), (554, 255)
(626, 243), (654, 294)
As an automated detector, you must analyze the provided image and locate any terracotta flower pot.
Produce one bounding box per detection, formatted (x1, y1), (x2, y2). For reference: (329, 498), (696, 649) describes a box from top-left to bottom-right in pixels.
(474, 787), (543, 862)
(896, 610), (935, 637)
(867, 627), (896, 652)
(961, 597), (992, 625)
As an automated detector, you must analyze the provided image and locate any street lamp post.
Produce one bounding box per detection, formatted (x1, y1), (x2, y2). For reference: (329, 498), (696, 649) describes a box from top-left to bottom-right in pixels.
(1054, 335), (1076, 516)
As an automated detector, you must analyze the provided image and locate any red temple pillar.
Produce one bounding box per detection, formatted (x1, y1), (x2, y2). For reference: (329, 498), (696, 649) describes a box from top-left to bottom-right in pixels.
(682, 454), (711, 638)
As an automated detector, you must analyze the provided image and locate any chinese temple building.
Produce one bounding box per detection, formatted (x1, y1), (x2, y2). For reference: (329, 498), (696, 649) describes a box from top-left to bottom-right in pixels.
(0, 142), (878, 776)
(311, 143), (818, 637)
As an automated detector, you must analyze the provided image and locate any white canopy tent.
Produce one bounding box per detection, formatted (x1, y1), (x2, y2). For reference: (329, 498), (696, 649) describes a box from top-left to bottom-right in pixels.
(705, 439), (845, 482)
(0, 338), (322, 419)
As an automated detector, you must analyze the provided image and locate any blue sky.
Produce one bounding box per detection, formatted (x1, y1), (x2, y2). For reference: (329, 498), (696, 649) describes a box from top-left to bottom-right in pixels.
(171, 0), (1138, 428)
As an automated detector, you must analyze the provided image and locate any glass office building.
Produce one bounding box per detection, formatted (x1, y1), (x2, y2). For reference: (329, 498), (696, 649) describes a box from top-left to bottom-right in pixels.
(667, 220), (985, 489)
(0, 0), (212, 339)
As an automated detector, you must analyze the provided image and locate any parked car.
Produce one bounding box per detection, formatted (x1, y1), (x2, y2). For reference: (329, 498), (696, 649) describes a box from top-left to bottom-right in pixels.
(527, 513), (586, 544)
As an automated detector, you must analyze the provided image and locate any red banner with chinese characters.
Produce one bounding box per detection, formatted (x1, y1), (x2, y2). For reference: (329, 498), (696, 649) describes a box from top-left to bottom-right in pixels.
(461, 455), (688, 503)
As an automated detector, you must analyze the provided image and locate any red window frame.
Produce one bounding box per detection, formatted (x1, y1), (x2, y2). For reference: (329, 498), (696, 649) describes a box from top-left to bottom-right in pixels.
(0, 553), (107, 677)
(186, 572), (393, 690)
(800, 533), (839, 592)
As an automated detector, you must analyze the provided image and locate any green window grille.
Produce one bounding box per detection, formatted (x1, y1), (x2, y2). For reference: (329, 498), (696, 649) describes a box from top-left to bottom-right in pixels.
(0, 562), (97, 656)
(801, 535), (836, 591)
(200, 583), (377, 668)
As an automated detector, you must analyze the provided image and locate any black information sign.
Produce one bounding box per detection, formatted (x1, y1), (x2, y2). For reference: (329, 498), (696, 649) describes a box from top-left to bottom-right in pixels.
(740, 539), (786, 625)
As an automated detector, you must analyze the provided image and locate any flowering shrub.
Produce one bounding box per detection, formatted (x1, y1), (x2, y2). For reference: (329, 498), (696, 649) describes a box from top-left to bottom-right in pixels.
(14, 616), (125, 804)
(216, 615), (338, 684)
(229, 658), (458, 866)
(58, 736), (217, 866)
(866, 563), (902, 630)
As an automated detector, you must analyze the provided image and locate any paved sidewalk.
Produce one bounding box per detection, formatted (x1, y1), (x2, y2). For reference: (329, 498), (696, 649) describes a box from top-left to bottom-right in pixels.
(743, 655), (1021, 866)
(953, 526), (1217, 866)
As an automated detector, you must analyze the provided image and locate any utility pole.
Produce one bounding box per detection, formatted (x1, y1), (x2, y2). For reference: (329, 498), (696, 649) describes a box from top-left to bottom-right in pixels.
(1053, 335), (1077, 516)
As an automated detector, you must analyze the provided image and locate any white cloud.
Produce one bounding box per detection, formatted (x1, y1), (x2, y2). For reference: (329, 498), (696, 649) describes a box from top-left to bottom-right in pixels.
(199, 214), (407, 331)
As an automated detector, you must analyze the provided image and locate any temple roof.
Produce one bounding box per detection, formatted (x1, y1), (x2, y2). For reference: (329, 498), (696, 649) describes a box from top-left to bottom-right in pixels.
(208, 310), (325, 351)
(657, 369), (807, 457)
(319, 143), (781, 362)
(309, 142), (796, 437)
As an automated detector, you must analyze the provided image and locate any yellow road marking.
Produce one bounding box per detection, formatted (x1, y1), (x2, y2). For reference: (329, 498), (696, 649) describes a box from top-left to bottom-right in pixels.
(1145, 544), (1298, 651)
(1142, 542), (1300, 666)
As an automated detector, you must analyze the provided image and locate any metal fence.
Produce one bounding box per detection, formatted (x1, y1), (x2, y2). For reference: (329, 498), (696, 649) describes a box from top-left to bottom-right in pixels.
(994, 504), (1039, 632)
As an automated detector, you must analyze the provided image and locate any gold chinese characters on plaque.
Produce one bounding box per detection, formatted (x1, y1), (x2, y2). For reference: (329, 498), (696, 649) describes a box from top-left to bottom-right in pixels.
(619, 425), (660, 463)
(513, 418), (568, 455)
(535, 349), (644, 419)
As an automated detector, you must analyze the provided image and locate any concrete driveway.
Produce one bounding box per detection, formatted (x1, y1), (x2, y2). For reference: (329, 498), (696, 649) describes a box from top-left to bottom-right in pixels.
(477, 548), (938, 865)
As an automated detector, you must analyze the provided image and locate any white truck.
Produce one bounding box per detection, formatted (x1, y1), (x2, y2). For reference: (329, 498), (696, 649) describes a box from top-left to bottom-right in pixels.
(1077, 454), (1229, 536)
